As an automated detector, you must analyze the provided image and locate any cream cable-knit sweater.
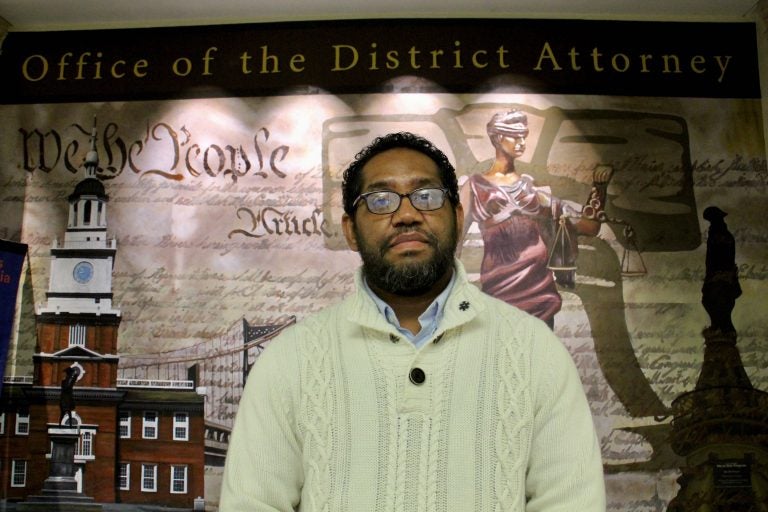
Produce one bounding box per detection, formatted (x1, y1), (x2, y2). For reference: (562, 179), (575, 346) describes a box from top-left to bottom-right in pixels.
(220, 261), (605, 511)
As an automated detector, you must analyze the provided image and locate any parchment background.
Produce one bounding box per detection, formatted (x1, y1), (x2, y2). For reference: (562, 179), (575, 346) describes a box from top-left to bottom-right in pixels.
(1, 92), (766, 510)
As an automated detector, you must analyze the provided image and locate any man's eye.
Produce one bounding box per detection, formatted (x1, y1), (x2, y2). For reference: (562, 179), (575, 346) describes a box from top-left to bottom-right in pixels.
(370, 194), (392, 208)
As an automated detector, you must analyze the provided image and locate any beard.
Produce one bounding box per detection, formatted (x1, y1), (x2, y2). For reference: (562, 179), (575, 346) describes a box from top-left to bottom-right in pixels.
(354, 224), (458, 296)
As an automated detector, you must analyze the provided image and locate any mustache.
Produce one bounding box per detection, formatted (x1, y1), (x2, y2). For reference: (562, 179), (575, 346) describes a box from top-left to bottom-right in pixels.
(383, 227), (438, 251)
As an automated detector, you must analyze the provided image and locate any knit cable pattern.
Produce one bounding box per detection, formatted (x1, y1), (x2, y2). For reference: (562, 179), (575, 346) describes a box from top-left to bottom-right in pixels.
(494, 319), (532, 512)
(300, 322), (335, 512)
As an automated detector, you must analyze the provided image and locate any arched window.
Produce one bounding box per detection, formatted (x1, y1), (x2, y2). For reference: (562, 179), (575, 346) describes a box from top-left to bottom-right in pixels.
(83, 200), (92, 226)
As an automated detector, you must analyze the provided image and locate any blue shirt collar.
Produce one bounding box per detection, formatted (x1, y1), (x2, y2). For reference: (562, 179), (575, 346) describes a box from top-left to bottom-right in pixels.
(362, 269), (456, 349)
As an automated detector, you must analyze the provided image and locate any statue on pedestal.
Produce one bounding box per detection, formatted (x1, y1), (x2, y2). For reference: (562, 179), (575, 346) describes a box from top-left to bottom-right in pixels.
(701, 206), (741, 334)
(667, 205), (768, 511)
(60, 366), (81, 426)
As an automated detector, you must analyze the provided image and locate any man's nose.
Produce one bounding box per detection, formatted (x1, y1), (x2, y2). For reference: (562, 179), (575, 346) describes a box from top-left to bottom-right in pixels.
(391, 195), (421, 225)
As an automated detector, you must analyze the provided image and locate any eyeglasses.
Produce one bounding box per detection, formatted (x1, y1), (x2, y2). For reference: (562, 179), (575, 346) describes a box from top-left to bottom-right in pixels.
(352, 187), (449, 215)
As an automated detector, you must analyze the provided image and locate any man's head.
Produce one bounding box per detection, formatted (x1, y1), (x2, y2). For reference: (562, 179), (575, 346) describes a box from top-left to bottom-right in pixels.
(341, 132), (463, 296)
(342, 132), (460, 217)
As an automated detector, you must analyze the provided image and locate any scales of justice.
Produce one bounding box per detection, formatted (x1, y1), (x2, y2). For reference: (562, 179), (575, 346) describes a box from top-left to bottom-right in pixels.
(545, 163), (647, 279)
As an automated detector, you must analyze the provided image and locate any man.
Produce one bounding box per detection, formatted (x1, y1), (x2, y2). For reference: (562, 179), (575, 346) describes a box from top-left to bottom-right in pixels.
(220, 132), (605, 511)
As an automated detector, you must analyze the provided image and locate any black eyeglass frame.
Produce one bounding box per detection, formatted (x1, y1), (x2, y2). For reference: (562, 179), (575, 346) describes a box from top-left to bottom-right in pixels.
(352, 187), (450, 215)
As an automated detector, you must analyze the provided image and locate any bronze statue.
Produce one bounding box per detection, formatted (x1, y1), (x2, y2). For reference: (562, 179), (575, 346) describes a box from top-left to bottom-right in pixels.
(60, 366), (81, 426)
(701, 206), (742, 334)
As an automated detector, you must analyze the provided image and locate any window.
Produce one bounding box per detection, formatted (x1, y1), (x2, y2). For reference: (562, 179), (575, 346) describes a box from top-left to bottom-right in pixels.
(0, 412), (5, 434)
(142, 411), (158, 439)
(170, 465), (188, 494)
(119, 463), (130, 490)
(78, 430), (94, 457)
(69, 324), (86, 346)
(11, 460), (26, 487)
(173, 412), (189, 441)
(15, 411), (29, 435)
(119, 411), (131, 438)
(83, 201), (92, 225)
(141, 464), (157, 492)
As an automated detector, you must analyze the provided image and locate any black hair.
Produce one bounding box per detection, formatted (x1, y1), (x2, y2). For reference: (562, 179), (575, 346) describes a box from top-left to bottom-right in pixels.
(341, 132), (460, 216)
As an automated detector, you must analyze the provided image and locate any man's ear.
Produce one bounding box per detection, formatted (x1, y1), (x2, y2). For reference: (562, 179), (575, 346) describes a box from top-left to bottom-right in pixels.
(454, 201), (464, 240)
(342, 213), (359, 252)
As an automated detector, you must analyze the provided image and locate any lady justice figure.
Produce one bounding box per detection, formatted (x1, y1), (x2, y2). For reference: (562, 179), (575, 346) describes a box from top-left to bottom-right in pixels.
(460, 109), (613, 328)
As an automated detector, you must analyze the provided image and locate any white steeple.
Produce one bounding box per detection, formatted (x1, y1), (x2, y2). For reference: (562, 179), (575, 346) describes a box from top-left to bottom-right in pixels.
(37, 118), (120, 317)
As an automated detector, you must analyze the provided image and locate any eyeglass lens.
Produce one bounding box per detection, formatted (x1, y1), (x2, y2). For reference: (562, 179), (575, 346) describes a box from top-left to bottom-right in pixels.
(363, 188), (446, 214)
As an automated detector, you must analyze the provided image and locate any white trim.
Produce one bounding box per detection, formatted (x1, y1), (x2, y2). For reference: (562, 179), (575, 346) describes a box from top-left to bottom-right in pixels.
(2, 376), (33, 384)
(77, 429), (95, 458)
(15, 411), (29, 436)
(68, 324), (87, 346)
(141, 463), (157, 492)
(173, 412), (189, 441)
(142, 411), (158, 439)
(11, 459), (27, 487)
(117, 379), (194, 390)
(119, 410), (131, 439)
(170, 465), (188, 494)
(119, 462), (130, 491)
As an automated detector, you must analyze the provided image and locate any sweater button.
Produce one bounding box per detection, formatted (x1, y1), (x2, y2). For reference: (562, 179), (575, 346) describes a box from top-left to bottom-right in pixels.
(409, 367), (426, 385)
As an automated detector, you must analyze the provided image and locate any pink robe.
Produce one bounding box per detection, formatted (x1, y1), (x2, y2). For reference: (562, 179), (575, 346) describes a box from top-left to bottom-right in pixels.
(466, 174), (568, 324)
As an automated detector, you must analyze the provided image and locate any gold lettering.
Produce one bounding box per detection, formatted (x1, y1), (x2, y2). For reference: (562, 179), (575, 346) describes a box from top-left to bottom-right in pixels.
(714, 55), (731, 83)
(202, 47), (217, 76)
(289, 54), (305, 73)
(240, 51), (253, 74)
(534, 42), (562, 71)
(75, 52), (91, 80)
(111, 60), (126, 79)
(429, 50), (444, 69)
(408, 47), (421, 69)
(332, 45), (358, 71)
(57, 52), (73, 80)
(368, 43), (380, 71)
(661, 54), (682, 74)
(172, 57), (192, 77)
(385, 51), (399, 70)
(22, 55), (48, 81)
(93, 52), (104, 79)
(591, 48), (604, 72)
(640, 54), (653, 72)
(452, 41), (462, 69)
(134, 59), (148, 77)
(472, 50), (488, 69)
(569, 48), (581, 71)
(496, 46), (510, 68)
(611, 53), (630, 72)
(260, 46), (279, 74)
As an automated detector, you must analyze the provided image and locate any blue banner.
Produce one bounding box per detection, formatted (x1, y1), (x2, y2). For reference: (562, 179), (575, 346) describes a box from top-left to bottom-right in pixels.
(0, 239), (27, 393)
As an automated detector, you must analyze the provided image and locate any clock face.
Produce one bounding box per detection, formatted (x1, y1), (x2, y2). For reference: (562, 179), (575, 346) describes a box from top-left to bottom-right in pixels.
(73, 261), (94, 284)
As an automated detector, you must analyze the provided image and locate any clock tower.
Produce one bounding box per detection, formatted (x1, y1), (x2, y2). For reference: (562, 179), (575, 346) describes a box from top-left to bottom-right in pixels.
(34, 121), (121, 389)
(2, 120), (205, 508)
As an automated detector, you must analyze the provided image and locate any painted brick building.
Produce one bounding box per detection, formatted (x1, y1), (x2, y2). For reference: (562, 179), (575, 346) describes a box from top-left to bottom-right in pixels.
(0, 125), (205, 508)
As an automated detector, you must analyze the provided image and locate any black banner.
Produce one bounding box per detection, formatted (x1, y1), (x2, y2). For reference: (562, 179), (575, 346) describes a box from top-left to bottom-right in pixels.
(0, 18), (760, 103)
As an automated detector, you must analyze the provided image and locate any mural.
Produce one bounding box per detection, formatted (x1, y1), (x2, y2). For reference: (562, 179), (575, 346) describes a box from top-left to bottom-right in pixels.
(0, 17), (765, 512)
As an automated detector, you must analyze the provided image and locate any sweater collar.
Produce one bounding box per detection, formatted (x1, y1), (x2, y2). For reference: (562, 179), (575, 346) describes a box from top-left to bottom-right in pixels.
(348, 259), (485, 336)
